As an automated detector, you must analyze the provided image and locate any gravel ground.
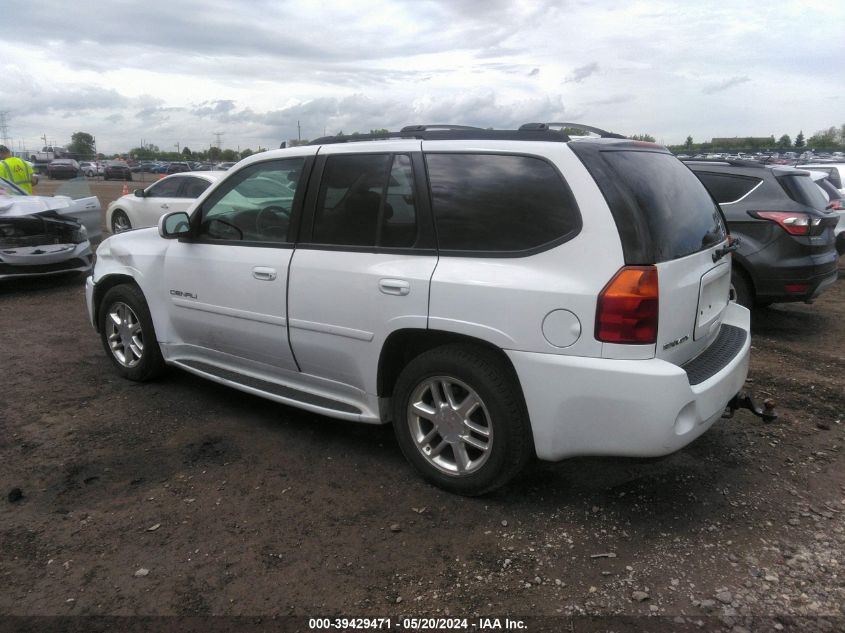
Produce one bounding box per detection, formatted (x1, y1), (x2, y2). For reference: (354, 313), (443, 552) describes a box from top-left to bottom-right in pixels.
(1, 248), (843, 631)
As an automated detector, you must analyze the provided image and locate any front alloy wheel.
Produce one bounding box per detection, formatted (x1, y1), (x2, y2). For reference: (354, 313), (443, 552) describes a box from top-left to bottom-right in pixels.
(111, 210), (131, 233)
(106, 302), (144, 368)
(408, 376), (493, 476)
(99, 284), (165, 381)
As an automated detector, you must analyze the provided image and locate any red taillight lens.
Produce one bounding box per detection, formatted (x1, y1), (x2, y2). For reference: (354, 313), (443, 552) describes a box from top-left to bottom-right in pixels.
(595, 266), (659, 344)
(754, 211), (820, 236)
(827, 199), (842, 211)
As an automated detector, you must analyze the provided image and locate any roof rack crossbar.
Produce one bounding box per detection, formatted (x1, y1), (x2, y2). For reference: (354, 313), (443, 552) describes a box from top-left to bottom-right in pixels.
(400, 124), (485, 132)
(520, 122), (626, 139)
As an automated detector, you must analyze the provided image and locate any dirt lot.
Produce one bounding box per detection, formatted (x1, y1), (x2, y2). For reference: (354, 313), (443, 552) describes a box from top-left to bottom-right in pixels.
(1, 257), (844, 629)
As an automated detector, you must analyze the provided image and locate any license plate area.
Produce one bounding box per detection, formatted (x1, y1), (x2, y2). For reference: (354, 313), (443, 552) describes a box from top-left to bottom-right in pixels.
(695, 262), (730, 341)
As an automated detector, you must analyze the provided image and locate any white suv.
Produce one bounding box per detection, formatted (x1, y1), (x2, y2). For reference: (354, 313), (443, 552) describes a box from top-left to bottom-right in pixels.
(85, 124), (751, 495)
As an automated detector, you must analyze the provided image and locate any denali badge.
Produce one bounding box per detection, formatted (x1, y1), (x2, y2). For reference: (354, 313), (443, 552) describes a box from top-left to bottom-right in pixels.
(663, 335), (689, 351)
(170, 290), (197, 299)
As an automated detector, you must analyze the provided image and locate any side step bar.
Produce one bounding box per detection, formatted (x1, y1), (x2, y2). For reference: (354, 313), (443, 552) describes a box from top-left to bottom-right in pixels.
(175, 359), (364, 418)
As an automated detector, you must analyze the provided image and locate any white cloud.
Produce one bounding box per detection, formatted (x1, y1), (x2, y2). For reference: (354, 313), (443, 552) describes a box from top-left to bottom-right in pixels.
(0, 0), (841, 152)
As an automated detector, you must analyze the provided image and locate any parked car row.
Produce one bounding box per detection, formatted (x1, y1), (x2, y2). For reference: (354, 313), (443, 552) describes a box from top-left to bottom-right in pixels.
(131, 160), (234, 174)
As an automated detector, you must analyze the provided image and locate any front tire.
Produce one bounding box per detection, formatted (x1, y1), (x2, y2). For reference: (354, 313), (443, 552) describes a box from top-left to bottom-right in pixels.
(111, 210), (131, 233)
(98, 284), (165, 382)
(392, 344), (533, 496)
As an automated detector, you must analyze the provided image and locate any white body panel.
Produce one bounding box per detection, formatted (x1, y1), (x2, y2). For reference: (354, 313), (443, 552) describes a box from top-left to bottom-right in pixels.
(288, 249), (436, 395)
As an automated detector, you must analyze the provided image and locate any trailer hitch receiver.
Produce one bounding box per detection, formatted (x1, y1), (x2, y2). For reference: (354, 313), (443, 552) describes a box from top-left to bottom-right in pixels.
(723, 391), (777, 423)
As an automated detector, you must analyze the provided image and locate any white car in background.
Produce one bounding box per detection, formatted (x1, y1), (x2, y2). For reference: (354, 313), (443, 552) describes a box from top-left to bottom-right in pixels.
(798, 163), (845, 196)
(106, 171), (221, 233)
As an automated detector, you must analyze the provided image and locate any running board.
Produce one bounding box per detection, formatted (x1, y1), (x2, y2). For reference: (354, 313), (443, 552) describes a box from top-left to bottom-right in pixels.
(174, 359), (364, 418)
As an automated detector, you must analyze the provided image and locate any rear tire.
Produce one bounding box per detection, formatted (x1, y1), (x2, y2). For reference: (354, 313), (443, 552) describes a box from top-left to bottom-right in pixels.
(392, 344), (533, 496)
(98, 284), (165, 382)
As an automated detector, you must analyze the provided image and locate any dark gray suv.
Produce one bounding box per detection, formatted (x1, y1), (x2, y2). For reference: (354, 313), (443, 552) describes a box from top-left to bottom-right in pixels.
(686, 160), (839, 307)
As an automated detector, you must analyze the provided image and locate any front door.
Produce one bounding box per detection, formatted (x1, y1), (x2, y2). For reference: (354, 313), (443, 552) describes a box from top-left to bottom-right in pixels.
(162, 154), (314, 375)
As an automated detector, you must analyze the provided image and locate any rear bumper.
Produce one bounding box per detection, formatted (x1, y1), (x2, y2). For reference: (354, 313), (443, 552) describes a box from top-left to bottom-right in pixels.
(507, 302), (750, 462)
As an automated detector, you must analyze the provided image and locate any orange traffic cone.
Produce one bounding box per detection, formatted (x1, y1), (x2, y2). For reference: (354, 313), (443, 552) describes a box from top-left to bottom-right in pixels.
(122, 183), (129, 196)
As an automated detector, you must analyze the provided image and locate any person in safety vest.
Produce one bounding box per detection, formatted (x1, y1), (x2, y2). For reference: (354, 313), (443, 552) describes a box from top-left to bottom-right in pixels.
(0, 145), (35, 194)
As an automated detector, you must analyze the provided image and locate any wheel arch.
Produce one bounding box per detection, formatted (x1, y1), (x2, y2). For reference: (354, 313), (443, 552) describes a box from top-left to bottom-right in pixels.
(377, 328), (523, 399)
(92, 274), (141, 332)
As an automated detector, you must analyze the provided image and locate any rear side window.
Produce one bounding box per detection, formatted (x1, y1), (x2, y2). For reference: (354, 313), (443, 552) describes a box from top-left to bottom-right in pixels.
(694, 172), (761, 204)
(312, 153), (418, 248)
(425, 153), (580, 253)
(571, 146), (726, 264)
(778, 175), (828, 209)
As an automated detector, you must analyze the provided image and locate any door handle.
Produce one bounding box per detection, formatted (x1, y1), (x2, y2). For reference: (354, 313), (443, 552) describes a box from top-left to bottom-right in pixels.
(379, 278), (410, 296)
(252, 267), (277, 281)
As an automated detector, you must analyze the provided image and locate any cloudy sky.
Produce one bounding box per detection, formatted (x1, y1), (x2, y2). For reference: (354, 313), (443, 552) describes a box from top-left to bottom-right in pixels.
(1, 0), (841, 154)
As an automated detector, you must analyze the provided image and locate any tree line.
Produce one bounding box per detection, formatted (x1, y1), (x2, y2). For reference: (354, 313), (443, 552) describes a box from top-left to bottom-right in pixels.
(668, 124), (845, 153)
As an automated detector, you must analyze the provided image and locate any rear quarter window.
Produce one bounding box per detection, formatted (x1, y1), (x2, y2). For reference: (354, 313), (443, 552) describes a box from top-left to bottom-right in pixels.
(571, 146), (726, 264)
(425, 153), (581, 254)
(694, 171), (762, 204)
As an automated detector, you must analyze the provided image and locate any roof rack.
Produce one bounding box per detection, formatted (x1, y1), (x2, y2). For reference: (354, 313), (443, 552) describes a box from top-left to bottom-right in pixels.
(520, 122), (626, 139)
(307, 126), (572, 145)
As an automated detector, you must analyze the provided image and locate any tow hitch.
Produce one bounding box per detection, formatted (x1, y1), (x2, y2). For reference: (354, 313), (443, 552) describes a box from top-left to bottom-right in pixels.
(723, 392), (778, 423)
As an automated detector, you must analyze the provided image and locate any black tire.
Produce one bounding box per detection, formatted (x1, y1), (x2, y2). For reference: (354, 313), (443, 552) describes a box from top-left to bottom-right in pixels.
(98, 284), (165, 382)
(111, 210), (131, 233)
(729, 269), (753, 309)
(392, 344), (533, 496)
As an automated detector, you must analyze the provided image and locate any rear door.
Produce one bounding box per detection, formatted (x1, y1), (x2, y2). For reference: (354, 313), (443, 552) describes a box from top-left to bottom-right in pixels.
(287, 141), (437, 395)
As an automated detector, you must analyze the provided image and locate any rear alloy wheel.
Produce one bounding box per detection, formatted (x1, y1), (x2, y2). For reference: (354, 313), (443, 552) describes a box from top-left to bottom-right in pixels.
(111, 210), (131, 233)
(392, 344), (532, 495)
(99, 284), (165, 381)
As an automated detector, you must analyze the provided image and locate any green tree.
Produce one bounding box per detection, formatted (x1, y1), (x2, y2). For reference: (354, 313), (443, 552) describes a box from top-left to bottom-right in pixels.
(182, 147), (193, 158)
(794, 131), (805, 148)
(684, 135), (694, 149)
(807, 126), (837, 148)
(240, 148), (253, 158)
(221, 148), (238, 161)
(630, 133), (656, 142)
(68, 131), (96, 157)
(776, 134), (791, 148)
(208, 146), (222, 161)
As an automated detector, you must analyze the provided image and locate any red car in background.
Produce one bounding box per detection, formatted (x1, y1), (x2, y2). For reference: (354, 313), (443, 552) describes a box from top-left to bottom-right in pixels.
(47, 159), (80, 179)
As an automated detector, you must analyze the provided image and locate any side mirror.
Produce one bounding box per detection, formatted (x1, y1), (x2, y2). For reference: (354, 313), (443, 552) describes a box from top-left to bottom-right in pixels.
(134, 188), (145, 197)
(158, 211), (191, 239)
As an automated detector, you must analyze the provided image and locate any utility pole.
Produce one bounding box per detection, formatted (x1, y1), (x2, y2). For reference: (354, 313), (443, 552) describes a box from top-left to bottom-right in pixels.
(213, 132), (223, 148)
(297, 120), (301, 141)
(175, 142), (180, 154)
(0, 112), (10, 147)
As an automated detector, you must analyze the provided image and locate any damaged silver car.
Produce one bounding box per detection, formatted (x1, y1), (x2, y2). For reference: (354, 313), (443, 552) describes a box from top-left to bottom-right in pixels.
(0, 177), (101, 280)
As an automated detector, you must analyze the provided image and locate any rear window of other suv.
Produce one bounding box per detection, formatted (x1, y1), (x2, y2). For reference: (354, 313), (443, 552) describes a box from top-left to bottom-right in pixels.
(778, 174), (828, 209)
(572, 147), (726, 264)
(425, 153), (580, 253)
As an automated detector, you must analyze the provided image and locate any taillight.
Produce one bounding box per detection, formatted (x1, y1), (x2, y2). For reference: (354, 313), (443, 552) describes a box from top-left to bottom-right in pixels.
(753, 211), (821, 236)
(827, 199), (842, 211)
(595, 266), (659, 344)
